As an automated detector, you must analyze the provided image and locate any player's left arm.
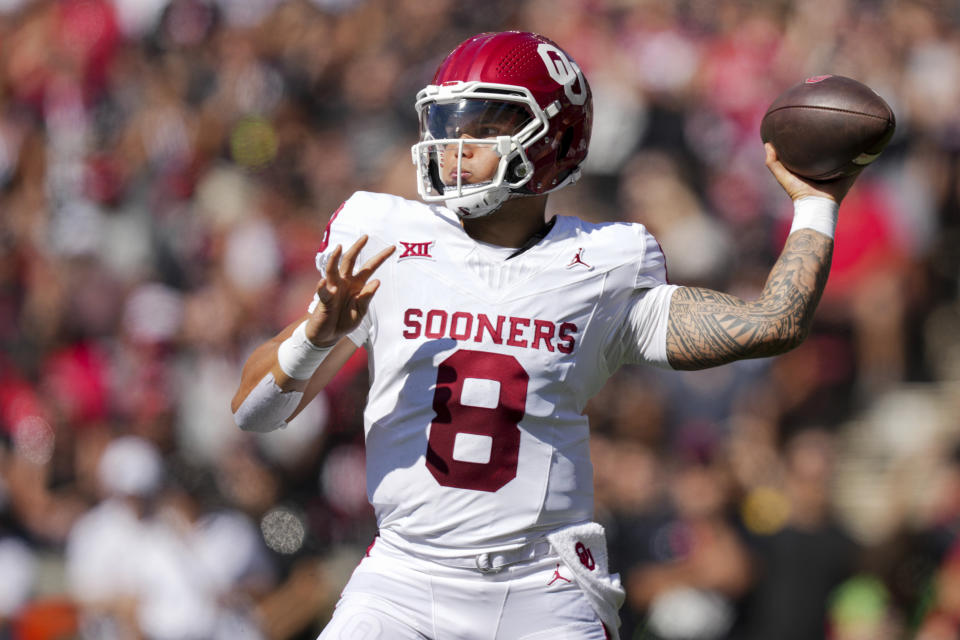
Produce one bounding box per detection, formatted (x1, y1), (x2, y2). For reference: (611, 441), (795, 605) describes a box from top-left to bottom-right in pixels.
(665, 144), (861, 371)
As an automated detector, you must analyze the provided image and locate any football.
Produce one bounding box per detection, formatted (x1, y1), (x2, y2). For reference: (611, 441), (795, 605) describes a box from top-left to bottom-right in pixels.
(760, 75), (896, 181)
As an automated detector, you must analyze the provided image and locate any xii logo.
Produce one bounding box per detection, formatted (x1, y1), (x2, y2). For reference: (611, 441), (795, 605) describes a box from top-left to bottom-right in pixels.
(398, 241), (435, 260)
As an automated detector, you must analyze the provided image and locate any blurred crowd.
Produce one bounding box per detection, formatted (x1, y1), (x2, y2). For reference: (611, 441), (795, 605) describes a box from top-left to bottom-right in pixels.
(1, 0), (959, 638)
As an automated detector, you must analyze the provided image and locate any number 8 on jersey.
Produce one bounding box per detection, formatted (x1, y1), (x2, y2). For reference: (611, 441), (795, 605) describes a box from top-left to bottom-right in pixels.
(426, 350), (529, 492)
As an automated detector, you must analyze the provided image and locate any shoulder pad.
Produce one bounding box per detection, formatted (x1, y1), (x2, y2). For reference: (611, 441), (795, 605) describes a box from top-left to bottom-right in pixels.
(561, 217), (669, 286)
(316, 192), (439, 270)
(322, 192), (401, 242)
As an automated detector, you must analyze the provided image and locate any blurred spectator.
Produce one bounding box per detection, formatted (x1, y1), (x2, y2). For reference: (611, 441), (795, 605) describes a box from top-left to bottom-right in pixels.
(0, 536), (36, 628)
(599, 434), (751, 640)
(65, 435), (167, 637)
(735, 428), (860, 640)
(636, 456), (750, 639)
(66, 435), (275, 639)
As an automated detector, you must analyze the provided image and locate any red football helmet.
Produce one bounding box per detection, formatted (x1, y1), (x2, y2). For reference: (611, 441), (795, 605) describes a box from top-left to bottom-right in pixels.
(411, 31), (593, 218)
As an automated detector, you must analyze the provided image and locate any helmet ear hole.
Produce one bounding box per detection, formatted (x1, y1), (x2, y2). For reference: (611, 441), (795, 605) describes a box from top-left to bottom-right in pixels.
(506, 157), (528, 182)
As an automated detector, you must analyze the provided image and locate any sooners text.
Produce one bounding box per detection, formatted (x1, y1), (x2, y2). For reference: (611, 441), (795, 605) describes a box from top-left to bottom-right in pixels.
(403, 308), (577, 353)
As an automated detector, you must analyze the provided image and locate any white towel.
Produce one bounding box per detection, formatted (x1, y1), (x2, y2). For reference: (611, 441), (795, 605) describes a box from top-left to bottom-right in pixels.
(547, 522), (625, 640)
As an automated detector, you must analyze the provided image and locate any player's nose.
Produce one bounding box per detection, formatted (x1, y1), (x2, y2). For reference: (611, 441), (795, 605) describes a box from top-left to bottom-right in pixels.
(445, 137), (475, 157)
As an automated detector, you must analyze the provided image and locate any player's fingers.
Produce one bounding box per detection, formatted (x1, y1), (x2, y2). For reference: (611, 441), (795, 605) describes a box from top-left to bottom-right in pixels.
(340, 235), (369, 278)
(763, 142), (811, 200)
(354, 245), (396, 282)
(764, 141), (777, 165)
(314, 278), (337, 306)
(353, 280), (381, 316)
(314, 277), (328, 297)
(763, 142), (789, 178)
(356, 279), (381, 302)
(325, 245), (344, 284)
(815, 167), (863, 204)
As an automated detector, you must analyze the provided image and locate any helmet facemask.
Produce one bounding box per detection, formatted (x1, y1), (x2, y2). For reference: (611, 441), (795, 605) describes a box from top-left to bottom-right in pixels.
(412, 82), (551, 219)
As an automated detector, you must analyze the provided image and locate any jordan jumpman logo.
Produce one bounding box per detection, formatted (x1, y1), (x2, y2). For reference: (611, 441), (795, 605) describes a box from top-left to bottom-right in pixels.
(547, 563), (571, 585)
(567, 248), (591, 269)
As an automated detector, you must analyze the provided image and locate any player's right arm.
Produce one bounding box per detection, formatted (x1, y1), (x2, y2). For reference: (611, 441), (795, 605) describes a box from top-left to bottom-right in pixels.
(665, 229), (832, 369)
(231, 236), (394, 431)
(664, 143), (859, 370)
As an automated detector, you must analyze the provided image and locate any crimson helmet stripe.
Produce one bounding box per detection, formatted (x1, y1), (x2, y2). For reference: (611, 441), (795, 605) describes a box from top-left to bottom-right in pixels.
(430, 33), (495, 84)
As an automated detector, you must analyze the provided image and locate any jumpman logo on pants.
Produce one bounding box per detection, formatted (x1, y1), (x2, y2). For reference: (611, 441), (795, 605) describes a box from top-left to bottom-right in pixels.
(547, 563), (571, 586)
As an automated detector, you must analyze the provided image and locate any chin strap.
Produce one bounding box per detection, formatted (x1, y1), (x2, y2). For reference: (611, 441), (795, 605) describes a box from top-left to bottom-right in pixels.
(446, 167), (582, 220)
(444, 185), (512, 219)
(446, 182), (555, 219)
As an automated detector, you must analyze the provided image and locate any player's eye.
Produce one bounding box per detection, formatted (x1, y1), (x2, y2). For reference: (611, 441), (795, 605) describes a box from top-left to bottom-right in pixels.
(476, 125), (504, 138)
(456, 122), (512, 138)
(423, 100), (531, 140)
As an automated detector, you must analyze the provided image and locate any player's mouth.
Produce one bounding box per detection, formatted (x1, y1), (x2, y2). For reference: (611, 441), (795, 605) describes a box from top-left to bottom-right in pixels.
(448, 170), (472, 184)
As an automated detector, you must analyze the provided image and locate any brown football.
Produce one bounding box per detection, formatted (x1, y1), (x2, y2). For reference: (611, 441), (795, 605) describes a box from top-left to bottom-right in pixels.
(760, 75), (896, 181)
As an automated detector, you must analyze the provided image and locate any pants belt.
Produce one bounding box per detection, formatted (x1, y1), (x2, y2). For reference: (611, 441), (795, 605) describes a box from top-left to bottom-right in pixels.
(427, 539), (553, 573)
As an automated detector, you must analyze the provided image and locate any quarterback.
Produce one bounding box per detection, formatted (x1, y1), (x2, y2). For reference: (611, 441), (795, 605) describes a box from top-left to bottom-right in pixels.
(232, 31), (860, 640)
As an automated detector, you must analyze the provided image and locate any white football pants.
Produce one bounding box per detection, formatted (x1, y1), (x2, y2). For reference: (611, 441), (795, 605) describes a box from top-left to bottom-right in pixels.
(318, 537), (610, 640)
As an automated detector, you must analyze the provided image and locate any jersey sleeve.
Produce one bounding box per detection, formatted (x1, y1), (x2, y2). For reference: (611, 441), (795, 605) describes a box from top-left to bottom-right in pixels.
(632, 227), (669, 289)
(613, 284), (679, 368)
(315, 195), (365, 278)
(601, 227), (678, 369)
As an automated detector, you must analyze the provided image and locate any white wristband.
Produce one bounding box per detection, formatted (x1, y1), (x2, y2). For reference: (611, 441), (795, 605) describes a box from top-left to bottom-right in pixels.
(277, 321), (333, 380)
(789, 196), (839, 239)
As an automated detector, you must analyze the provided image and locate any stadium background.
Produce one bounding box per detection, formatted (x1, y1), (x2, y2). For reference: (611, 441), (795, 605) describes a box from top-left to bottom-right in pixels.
(1, 0), (959, 638)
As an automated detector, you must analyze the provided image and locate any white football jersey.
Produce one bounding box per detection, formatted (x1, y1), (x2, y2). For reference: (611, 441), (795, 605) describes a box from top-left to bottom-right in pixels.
(314, 191), (674, 558)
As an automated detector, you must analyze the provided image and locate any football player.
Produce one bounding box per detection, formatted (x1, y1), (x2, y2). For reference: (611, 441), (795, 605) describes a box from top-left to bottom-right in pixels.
(232, 31), (860, 640)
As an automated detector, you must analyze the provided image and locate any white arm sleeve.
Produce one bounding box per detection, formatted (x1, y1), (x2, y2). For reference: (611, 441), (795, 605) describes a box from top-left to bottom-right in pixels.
(233, 373), (303, 433)
(615, 284), (680, 368)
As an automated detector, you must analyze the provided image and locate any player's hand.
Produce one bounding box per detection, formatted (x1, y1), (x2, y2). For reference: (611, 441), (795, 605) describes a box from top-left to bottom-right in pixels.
(764, 142), (862, 205)
(305, 236), (395, 347)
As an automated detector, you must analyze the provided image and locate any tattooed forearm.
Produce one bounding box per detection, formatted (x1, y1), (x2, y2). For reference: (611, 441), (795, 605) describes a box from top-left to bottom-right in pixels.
(666, 229), (833, 370)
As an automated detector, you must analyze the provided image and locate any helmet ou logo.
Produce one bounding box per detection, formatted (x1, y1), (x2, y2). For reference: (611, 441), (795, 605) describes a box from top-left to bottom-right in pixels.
(536, 43), (588, 106)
